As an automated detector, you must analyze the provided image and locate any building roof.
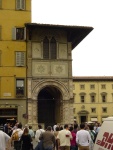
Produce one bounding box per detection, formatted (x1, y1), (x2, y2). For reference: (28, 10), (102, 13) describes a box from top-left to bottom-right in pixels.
(73, 76), (113, 81)
(25, 23), (93, 50)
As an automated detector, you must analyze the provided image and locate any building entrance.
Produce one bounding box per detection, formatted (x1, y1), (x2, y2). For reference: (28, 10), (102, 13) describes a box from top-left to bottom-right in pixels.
(37, 86), (62, 128)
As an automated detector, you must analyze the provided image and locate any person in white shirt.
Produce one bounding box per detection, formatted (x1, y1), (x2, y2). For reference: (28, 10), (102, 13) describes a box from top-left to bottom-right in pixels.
(35, 125), (45, 150)
(11, 122), (23, 150)
(35, 124), (45, 142)
(57, 124), (72, 150)
(76, 123), (91, 150)
(0, 130), (11, 150)
(29, 125), (34, 138)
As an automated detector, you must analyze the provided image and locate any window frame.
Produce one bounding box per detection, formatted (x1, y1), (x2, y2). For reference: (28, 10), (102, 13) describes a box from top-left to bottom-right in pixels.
(0, 25), (2, 40)
(16, 0), (25, 10)
(90, 84), (95, 89)
(101, 84), (106, 89)
(15, 51), (26, 67)
(91, 108), (96, 113)
(16, 78), (25, 97)
(12, 27), (26, 40)
(81, 95), (85, 103)
(43, 36), (57, 59)
(80, 84), (85, 90)
(102, 107), (107, 113)
(0, 0), (2, 9)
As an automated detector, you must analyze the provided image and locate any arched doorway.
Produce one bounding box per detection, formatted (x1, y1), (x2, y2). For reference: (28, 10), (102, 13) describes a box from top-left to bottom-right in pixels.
(37, 86), (62, 128)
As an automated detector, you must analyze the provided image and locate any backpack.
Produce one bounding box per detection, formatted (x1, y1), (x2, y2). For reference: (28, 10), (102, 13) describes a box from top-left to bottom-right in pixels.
(91, 130), (97, 143)
(12, 131), (19, 141)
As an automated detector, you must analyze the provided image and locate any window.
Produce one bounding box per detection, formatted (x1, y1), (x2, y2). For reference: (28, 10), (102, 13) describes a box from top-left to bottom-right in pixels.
(102, 95), (106, 102)
(0, 0), (2, 9)
(43, 36), (57, 59)
(80, 84), (85, 90)
(90, 93), (96, 102)
(73, 108), (76, 113)
(112, 84), (113, 89)
(102, 107), (107, 113)
(81, 95), (85, 103)
(91, 108), (96, 113)
(0, 50), (1, 66)
(16, 79), (25, 96)
(16, 0), (25, 10)
(91, 95), (95, 102)
(12, 27), (26, 40)
(90, 84), (95, 89)
(101, 92), (107, 102)
(0, 25), (1, 40)
(101, 84), (106, 89)
(16, 52), (25, 66)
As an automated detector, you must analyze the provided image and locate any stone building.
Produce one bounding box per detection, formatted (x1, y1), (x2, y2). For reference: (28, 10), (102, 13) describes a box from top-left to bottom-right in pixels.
(25, 23), (93, 129)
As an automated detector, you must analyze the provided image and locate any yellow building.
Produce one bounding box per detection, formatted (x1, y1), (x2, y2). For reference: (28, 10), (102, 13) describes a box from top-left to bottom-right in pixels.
(0, 0), (31, 125)
(73, 76), (113, 124)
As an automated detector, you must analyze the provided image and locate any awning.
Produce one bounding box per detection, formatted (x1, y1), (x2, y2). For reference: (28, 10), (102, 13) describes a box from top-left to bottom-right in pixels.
(91, 118), (98, 121)
(102, 117), (107, 121)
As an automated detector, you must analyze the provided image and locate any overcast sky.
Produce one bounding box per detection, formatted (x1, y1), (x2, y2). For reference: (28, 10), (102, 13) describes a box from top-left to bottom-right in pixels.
(32, 0), (113, 76)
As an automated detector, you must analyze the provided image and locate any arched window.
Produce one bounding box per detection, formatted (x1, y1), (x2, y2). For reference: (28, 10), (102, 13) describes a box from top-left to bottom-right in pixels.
(50, 37), (57, 59)
(43, 36), (49, 59)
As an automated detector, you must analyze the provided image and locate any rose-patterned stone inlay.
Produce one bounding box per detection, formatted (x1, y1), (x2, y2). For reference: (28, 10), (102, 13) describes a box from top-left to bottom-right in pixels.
(56, 66), (63, 73)
(37, 65), (45, 73)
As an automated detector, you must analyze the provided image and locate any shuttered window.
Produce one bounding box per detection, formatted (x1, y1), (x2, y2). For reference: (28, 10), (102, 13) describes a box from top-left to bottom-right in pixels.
(16, 0), (25, 10)
(16, 52), (25, 66)
(12, 27), (26, 40)
(0, 0), (2, 9)
(0, 50), (1, 66)
(0, 25), (1, 40)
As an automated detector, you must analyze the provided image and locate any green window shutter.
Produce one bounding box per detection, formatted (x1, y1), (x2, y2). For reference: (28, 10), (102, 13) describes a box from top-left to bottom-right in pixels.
(16, 0), (25, 10)
(21, 0), (25, 10)
(16, 0), (21, 10)
(0, 0), (2, 9)
(0, 26), (1, 40)
(12, 27), (16, 40)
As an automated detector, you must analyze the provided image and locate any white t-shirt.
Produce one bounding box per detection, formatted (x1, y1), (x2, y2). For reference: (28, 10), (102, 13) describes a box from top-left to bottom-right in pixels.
(0, 130), (11, 150)
(12, 128), (23, 140)
(76, 129), (91, 146)
(57, 129), (72, 146)
(35, 129), (45, 142)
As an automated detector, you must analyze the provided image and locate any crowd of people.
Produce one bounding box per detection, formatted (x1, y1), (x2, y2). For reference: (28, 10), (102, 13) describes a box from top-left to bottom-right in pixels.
(0, 121), (101, 150)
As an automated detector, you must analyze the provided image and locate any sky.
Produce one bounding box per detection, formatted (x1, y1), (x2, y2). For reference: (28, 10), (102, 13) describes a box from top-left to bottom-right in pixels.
(32, 0), (113, 76)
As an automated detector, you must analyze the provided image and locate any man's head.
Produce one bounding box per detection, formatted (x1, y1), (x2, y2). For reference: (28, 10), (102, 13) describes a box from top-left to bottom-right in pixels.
(47, 126), (52, 131)
(18, 122), (22, 129)
(38, 124), (42, 129)
(64, 124), (68, 129)
(80, 123), (85, 129)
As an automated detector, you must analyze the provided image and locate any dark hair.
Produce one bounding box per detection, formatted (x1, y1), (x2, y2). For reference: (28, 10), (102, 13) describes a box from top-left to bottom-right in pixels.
(18, 123), (22, 129)
(47, 126), (52, 131)
(23, 127), (29, 135)
(69, 126), (73, 131)
(64, 124), (68, 129)
(29, 126), (32, 129)
(38, 125), (42, 129)
(60, 126), (63, 130)
(89, 125), (94, 130)
(74, 124), (78, 129)
(56, 126), (60, 131)
(80, 123), (85, 129)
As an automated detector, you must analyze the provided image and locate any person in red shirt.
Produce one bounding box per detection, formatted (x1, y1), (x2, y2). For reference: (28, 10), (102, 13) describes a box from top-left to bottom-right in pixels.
(69, 126), (78, 150)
